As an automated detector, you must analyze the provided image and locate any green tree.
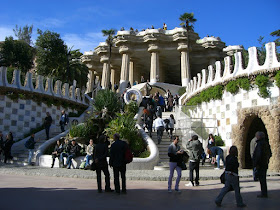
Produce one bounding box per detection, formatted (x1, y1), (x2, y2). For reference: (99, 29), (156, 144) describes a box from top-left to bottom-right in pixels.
(101, 29), (116, 88)
(13, 24), (33, 45)
(257, 36), (266, 65)
(179, 12), (197, 31)
(0, 36), (35, 73)
(35, 29), (68, 81)
(270, 29), (280, 60)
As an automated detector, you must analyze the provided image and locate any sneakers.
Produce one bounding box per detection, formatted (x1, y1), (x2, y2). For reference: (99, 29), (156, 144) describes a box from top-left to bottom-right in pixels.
(214, 168), (221, 170)
(168, 189), (172, 193)
(185, 182), (194, 187)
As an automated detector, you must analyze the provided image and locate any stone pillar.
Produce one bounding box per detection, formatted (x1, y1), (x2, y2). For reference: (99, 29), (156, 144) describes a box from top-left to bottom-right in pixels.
(100, 56), (110, 89)
(148, 44), (160, 84)
(129, 60), (134, 86)
(110, 68), (116, 91)
(178, 43), (190, 87)
(119, 46), (130, 93)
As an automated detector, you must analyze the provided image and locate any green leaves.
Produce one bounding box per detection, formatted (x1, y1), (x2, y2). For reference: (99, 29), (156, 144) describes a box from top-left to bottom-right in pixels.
(225, 78), (250, 95)
(275, 71), (280, 88)
(179, 12), (197, 31)
(255, 75), (270, 98)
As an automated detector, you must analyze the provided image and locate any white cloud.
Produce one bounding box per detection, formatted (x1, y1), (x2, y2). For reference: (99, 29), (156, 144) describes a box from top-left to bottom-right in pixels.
(63, 32), (104, 53)
(0, 26), (14, 41)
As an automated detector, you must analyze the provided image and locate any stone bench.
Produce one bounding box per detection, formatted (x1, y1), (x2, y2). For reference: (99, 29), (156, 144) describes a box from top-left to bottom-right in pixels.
(39, 155), (90, 169)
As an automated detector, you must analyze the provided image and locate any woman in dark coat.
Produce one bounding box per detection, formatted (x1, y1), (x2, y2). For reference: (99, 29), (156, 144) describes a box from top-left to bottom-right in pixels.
(4, 132), (14, 163)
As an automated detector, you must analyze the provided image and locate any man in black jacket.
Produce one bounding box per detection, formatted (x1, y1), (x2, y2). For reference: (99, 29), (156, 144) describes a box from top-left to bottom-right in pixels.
(94, 135), (112, 193)
(109, 133), (127, 194)
(253, 131), (272, 198)
(44, 112), (52, 140)
(65, 139), (80, 169)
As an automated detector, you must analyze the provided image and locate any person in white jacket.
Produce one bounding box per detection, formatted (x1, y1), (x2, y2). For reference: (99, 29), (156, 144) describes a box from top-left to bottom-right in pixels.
(153, 115), (165, 144)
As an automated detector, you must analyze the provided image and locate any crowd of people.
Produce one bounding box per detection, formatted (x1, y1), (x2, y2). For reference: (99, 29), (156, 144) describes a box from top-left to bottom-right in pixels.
(167, 131), (272, 207)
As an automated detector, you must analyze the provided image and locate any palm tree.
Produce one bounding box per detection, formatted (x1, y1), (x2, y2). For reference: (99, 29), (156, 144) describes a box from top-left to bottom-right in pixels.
(179, 12), (197, 32)
(101, 29), (116, 89)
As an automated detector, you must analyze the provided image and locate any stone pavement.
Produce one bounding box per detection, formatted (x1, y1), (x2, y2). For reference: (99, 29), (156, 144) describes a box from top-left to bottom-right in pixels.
(0, 163), (280, 181)
(1, 173), (280, 210)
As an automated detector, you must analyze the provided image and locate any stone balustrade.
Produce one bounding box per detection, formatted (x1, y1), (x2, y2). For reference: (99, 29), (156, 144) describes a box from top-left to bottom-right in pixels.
(180, 42), (280, 105)
(0, 67), (88, 106)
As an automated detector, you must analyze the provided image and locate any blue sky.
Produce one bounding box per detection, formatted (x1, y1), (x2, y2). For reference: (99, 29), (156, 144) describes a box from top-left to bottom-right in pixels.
(0, 0), (279, 53)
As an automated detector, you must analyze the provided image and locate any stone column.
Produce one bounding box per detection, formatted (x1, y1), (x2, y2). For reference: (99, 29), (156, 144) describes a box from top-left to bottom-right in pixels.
(178, 43), (190, 87)
(129, 60), (134, 86)
(148, 44), (160, 84)
(100, 56), (110, 89)
(110, 68), (116, 91)
(119, 46), (130, 93)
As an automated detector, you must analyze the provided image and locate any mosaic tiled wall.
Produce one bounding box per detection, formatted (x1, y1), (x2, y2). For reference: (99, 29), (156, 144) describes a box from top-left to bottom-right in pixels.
(0, 95), (77, 140)
(188, 84), (279, 146)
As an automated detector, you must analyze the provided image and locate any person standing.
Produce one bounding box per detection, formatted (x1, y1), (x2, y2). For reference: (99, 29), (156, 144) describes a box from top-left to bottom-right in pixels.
(168, 136), (183, 193)
(168, 114), (176, 140)
(85, 139), (94, 167)
(109, 133), (127, 194)
(59, 110), (69, 132)
(207, 134), (215, 149)
(3, 132), (14, 163)
(253, 131), (272, 198)
(163, 23), (167, 30)
(250, 137), (258, 181)
(185, 135), (203, 187)
(215, 146), (246, 207)
(153, 115), (165, 144)
(208, 146), (225, 169)
(94, 135), (112, 193)
(24, 133), (36, 165)
(0, 131), (4, 161)
(44, 112), (53, 140)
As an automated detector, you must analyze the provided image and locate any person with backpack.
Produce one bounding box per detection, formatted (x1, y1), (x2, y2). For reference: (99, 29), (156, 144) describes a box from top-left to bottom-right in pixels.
(253, 131), (272, 198)
(24, 133), (36, 165)
(94, 135), (113, 193)
(59, 110), (69, 132)
(109, 133), (128, 194)
(215, 146), (246, 207)
(185, 135), (203, 187)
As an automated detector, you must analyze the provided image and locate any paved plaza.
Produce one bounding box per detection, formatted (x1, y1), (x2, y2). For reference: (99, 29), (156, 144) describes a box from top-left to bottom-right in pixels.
(0, 165), (280, 210)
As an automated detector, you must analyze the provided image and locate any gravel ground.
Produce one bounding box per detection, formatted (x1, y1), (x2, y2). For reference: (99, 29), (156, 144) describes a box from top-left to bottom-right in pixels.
(1, 163), (279, 181)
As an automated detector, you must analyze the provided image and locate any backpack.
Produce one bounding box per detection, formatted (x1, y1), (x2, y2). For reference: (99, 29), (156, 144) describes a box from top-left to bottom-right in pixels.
(125, 145), (133, 164)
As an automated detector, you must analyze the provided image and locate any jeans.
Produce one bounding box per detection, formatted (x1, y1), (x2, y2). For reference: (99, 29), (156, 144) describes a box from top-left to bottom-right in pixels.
(45, 125), (51, 139)
(28, 149), (34, 165)
(168, 162), (182, 190)
(156, 126), (164, 144)
(60, 153), (68, 166)
(257, 168), (268, 196)
(85, 155), (93, 166)
(189, 161), (200, 185)
(216, 151), (225, 169)
(113, 165), (126, 193)
(96, 166), (111, 191)
(66, 154), (76, 168)
(216, 173), (244, 206)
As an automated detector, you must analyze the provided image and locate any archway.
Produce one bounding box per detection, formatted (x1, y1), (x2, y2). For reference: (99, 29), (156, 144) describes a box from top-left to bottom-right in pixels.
(245, 117), (268, 169)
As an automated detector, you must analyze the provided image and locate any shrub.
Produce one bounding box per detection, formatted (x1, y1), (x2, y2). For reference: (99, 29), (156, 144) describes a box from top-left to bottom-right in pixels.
(215, 135), (225, 146)
(138, 150), (150, 158)
(93, 89), (121, 116)
(275, 71), (280, 88)
(178, 87), (186, 96)
(237, 78), (250, 91)
(255, 75), (270, 98)
(105, 113), (146, 156)
(225, 80), (239, 94)
(125, 101), (139, 115)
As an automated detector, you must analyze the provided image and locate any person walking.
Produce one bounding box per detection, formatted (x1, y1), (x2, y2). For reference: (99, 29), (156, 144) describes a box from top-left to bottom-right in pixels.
(185, 135), (203, 187)
(168, 136), (183, 193)
(153, 115), (165, 144)
(94, 135), (113, 193)
(24, 133), (36, 165)
(109, 133), (127, 194)
(208, 146), (225, 169)
(44, 112), (53, 140)
(51, 140), (63, 168)
(59, 110), (69, 132)
(85, 139), (94, 167)
(215, 146), (246, 207)
(0, 131), (4, 161)
(168, 114), (176, 140)
(253, 131), (272, 198)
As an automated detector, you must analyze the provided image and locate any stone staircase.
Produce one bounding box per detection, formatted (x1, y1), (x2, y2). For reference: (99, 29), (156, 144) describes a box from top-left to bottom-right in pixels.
(7, 129), (62, 166)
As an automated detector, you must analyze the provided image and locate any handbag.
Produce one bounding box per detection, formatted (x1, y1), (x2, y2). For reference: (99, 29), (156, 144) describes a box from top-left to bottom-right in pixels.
(177, 161), (187, 170)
